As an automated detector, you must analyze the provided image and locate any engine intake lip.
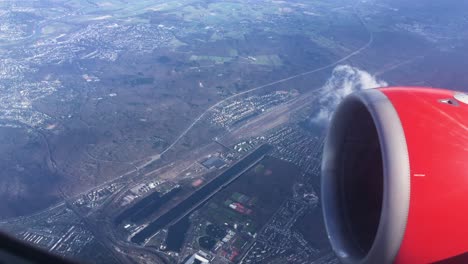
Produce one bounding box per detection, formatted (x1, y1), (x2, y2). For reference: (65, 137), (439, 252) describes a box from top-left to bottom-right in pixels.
(321, 88), (411, 264)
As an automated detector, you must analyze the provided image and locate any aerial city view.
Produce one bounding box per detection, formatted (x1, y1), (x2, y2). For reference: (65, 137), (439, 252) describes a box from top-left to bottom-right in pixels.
(0, 0), (467, 263)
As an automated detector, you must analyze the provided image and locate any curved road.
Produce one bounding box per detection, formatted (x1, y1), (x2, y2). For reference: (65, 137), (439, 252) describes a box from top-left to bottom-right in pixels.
(156, 7), (373, 159)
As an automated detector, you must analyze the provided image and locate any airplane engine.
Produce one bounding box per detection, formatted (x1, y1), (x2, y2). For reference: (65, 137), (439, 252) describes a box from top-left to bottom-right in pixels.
(321, 87), (468, 264)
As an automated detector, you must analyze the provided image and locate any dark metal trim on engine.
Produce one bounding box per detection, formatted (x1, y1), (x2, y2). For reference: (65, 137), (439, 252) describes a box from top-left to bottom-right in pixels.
(321, 88), (411, 264)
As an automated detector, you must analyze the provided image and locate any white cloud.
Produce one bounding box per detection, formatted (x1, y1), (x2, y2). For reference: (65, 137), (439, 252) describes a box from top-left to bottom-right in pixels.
(311, 65), (388, 124)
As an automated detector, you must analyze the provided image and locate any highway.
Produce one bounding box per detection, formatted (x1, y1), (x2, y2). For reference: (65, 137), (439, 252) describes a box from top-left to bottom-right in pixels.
(157, 12), (373, 158)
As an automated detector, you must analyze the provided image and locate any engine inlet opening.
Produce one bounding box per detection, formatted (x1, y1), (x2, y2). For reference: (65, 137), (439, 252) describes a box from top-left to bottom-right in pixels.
(323, 90), (412, 263)
(341, 102), (383, 256)
(330, 98), (384, 259)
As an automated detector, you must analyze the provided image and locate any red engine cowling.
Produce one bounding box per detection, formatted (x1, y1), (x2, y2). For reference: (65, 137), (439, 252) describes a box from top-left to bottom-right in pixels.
(321, 87), (468, 264)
